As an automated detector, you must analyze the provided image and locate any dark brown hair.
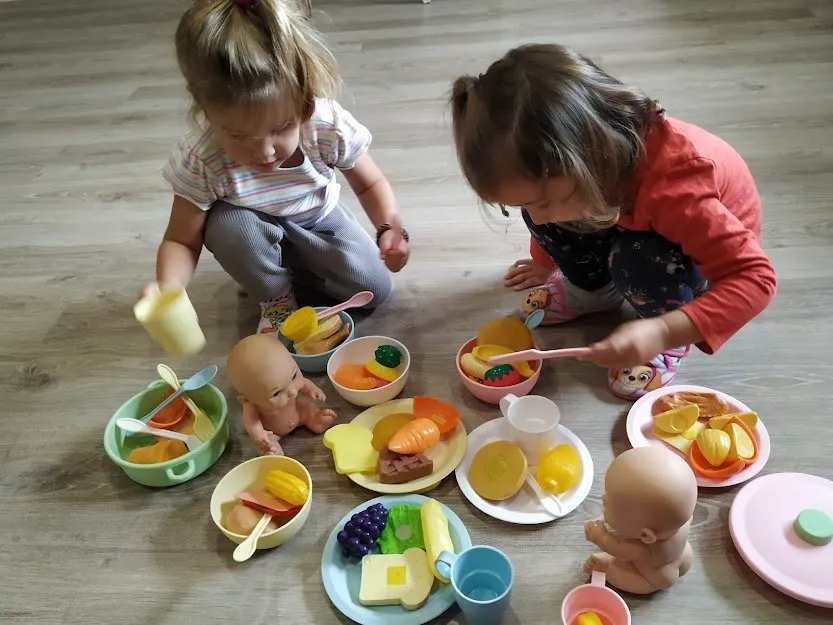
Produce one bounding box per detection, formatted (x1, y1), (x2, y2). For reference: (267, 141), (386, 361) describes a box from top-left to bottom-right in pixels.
(176, 0), (340, 122)
(450, 44), (661, 226)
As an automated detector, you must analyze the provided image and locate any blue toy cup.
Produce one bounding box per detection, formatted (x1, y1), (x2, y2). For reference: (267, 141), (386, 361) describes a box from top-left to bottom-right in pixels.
(435, 545), (514, 625)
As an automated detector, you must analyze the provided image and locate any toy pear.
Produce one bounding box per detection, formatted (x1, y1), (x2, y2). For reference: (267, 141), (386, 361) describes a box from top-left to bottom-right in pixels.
(227, 334), (336, 455)
(583, 446), (697, 594)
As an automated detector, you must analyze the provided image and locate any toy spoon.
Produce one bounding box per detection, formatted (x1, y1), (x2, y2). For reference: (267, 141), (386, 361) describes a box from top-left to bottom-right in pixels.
(156, 364), (216, 441)
(487, 347), (592, 366)
(138, 365), (218, 424)
(280, 291), (374, 342)
(233, 513), (274, 563)
(525, 472), (564, 517)
(117, 418), (203, 452)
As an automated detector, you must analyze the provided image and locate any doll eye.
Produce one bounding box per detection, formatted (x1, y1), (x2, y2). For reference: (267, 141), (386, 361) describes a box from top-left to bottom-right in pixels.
(271, 388), (283, 398)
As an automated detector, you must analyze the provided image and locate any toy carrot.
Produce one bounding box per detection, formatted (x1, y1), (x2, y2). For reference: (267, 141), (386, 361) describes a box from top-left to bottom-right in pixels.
(388, 418), (441, 455)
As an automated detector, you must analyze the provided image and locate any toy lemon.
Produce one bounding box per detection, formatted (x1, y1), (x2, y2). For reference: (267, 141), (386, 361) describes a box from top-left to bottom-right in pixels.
(535, 444), (581, 495)
(366, 359), (399, 382)
(279, 306), (318, 342)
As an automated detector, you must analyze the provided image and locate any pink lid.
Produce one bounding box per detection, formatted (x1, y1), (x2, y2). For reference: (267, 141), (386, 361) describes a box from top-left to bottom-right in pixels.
(729, 472), (833, 608)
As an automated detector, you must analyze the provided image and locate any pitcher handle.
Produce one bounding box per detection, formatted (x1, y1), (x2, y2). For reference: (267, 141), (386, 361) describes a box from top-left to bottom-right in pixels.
(434, 550), (457, 581)
(499, 394), (519, 418)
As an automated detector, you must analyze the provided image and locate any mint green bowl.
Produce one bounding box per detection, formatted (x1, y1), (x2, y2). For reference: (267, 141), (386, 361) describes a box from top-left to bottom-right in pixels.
(103, 380), (229, 488)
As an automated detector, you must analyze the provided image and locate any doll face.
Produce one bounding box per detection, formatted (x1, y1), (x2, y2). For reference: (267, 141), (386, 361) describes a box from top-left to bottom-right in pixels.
(258, 362), (305, 409)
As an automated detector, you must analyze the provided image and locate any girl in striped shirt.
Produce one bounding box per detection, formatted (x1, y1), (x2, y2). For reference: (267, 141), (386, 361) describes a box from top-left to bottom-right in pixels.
(143, 0), (409, 333)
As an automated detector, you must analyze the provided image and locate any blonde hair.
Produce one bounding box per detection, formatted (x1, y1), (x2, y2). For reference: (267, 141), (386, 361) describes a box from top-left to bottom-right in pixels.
(175, 0), (340, 122)
(450, 44), (661, 229)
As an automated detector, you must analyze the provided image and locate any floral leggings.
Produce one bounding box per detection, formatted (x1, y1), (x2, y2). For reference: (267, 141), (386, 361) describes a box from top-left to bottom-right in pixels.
(524, 211), (709, 318)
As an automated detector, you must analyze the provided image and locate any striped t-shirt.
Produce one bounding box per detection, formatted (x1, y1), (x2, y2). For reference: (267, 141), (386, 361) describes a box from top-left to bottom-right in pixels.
(161, 99), (371, 219)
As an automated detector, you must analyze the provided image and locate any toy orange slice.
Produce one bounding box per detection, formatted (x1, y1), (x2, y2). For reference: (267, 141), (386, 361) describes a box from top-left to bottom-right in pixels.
(148, 388), (187, 429)
(688, 443), (745, 479)
(334, 364), (378, 391)
(413, 396), (460, 435)
(725, 416), (759, 465)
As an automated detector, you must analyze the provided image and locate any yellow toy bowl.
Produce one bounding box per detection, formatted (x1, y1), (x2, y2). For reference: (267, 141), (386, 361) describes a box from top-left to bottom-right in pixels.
(210, 455), (312, 551)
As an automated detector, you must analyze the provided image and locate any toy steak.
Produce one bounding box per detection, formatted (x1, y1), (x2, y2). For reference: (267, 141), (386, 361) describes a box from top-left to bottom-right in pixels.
(584, 446), (697, 594)
(227, 334), (336, 455)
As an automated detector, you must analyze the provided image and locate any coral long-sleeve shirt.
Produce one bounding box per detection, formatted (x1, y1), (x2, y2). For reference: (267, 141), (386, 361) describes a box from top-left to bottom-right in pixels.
(617, 116), (776, 353)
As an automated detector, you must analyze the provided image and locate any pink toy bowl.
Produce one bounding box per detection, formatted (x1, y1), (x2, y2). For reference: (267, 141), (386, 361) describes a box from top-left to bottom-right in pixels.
(456, 338), (542, 405)
(561, 571), (631, 625)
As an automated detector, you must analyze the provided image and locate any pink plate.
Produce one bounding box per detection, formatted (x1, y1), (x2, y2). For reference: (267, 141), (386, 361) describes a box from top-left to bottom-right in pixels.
(625, 384), (770, 488)
(730, 472), (833, 608)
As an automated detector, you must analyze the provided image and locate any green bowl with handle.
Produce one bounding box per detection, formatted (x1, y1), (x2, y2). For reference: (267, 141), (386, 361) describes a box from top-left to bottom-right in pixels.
(103, 380), (229, 487)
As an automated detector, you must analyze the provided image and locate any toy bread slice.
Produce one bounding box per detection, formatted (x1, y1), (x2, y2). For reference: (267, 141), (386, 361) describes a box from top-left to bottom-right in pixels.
(294, 323), (350, 355)
(323, 424), (378, 474)
(358, 548), (434, 610)
(421, 499), (454, 582)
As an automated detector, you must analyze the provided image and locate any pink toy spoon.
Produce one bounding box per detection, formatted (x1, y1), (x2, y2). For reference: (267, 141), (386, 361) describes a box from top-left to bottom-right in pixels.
(317, 290), (374, 321)
(487, 347), (592, 366)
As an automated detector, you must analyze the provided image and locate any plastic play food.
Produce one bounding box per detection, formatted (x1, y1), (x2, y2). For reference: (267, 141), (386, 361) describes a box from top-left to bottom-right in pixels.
(484, 364), (523, 387)
(793, 509), (833, 546)
(725, 422), (756, 463)
(656, 391), (730, 418)
(375, 344), (403, 368)
(710, 411), (758, 431)
(575, 612), (604, 625)
(334, 364), (383, 391)
(421, 498), (455, 582)
(468, 440), (527, 501)
(536, 444), (582, 495)
(413, 396), (460, 435)
(127, 439), (188, 464)
(371, 413), (414, 451)
(324, 424), (379, 474)
(388, 418), (441, 455)
(378, 448), (434, 484)
(236, 489), (301, 517)
(477, 317), (533, 352)
(264, 470), (309, 506)
(689, 442), (745, 479)
(358, 548), (434, 610)
(653, 404), (700, 434)
(337, 503), (389, 559)
(695, 429), (731, 467)
(280, 306), (318, 342)
(378, 505), (425, 554)
(472, 344), (535, 378)
(224, 502), (279, 535)
(366, 359), (399, 382)
(653, 421), (706, 455)
(148, 388), (188, 429)
(294, 322), (351, 355)
(460, 352), (491, 380)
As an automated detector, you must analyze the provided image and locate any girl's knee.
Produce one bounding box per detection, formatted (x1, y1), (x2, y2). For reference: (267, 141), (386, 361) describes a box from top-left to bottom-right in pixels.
(364, 273), (394, 308)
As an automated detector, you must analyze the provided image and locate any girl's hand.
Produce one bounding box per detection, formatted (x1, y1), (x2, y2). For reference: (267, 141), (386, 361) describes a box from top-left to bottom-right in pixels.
(379, 221), (410, 273)
(139, 282), (161, 300)
(578, 317), (671, 369)
(504, 258), (553, 290)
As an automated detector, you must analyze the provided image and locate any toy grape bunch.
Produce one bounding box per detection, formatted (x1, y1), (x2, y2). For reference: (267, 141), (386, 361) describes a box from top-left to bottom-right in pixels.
(337, 503), (390, 559)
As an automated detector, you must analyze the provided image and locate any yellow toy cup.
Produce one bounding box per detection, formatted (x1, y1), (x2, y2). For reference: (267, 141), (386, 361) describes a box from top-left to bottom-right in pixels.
(134, 288), (206, 357)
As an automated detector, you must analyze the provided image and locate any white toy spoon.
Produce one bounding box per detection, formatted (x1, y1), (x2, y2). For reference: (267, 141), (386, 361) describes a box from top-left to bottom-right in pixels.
(117, 418), (203, 452)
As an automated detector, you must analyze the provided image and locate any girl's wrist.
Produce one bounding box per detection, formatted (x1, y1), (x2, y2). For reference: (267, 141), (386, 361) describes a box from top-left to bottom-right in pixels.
(375, 222), (410, 246)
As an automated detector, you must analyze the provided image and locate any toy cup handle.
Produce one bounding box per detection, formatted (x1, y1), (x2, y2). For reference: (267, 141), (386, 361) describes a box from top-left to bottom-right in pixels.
(499, 394), (519, 419)
(434, 550), (457, 581)
(590, 570), (607, 587)
(165, 459), (196, 484)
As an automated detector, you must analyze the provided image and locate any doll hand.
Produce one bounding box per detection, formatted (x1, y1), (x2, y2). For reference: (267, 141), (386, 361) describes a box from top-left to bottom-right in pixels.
(309, 388), (326, 402)
(258, 432), (283, 456)
(504, 259), (553, 291)
(578, 318), (670, 369)
(585, 520), (607, 545)
(379, 228), (410, 273)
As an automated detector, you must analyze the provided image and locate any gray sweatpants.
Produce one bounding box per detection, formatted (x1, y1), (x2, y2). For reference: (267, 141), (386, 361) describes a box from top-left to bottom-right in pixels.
(203, 202), (393, 306)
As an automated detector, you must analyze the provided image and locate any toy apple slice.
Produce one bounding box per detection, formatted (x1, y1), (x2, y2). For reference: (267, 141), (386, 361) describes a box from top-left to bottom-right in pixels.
(413, 396), (460, 435)
(236, 489), (301, 517)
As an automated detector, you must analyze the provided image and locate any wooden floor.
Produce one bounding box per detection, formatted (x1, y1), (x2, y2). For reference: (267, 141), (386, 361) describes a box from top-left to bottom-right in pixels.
(2, 0), (832, 622)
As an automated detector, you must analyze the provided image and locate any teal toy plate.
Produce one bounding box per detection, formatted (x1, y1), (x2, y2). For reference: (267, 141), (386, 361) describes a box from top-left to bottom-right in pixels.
(320, 494), (472, 624)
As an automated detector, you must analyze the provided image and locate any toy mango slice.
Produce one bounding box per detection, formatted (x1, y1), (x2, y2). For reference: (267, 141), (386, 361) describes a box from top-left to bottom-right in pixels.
(471, 344), (535, 378)
(653, 421), (706, 455)
(653, 404), (700, 434)
(413, 396), (460, 435)
(709, 411), (758, 431)
(476, 317), (533, 352)
(359, 548), (434, 610)
(388, 418), (441, 455)
(695, 428), (731, 467)
(323, 424), (378, 474)
(421, 499), (454, 582)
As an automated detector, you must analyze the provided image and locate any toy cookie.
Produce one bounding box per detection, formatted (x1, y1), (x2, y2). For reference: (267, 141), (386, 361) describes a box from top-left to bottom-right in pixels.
(467, 440), (527, 501)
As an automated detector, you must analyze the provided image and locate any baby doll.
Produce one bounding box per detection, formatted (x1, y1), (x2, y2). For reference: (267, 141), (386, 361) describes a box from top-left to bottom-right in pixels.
(583, 446), (697, 594)
(227, 334), (336, 456)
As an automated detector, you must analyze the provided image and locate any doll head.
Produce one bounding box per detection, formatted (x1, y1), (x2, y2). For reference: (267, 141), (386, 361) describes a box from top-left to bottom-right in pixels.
(227, 334), (305, 409)
(602, 446), (697, 544)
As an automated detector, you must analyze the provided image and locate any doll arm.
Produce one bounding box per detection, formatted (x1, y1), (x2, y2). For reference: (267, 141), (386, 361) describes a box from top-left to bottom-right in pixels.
(242, 402), (280, 450)
(299, 377), (326, 401)
(585, 521), (652, 562)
